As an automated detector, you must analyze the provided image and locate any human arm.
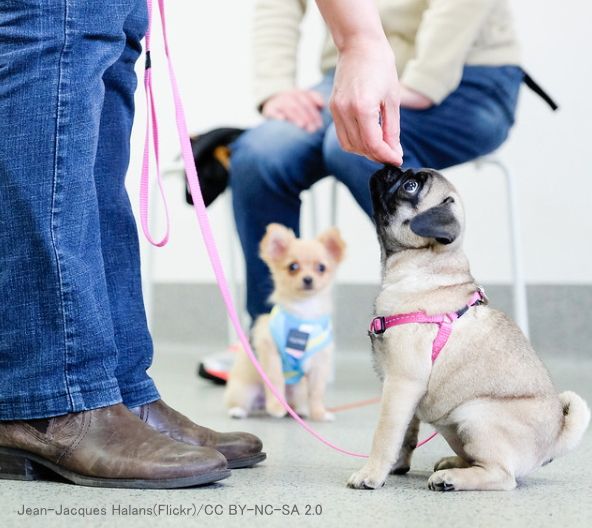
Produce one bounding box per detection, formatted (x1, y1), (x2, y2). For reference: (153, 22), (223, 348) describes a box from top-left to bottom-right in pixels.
(401, 0), (498, 104)
(315, 0), (403, 165)
(254, 0), (325, 132)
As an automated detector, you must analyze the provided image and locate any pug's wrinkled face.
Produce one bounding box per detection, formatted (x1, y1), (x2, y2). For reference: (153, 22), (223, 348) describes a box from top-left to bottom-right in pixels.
(370, 165), (464, 257)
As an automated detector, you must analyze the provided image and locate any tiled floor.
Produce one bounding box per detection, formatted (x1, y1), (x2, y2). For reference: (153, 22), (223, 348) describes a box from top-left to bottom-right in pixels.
(1, 342), (591, 528)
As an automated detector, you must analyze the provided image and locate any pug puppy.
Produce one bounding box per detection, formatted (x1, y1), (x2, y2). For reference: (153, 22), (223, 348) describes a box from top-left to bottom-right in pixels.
(348, 166), (590, 491)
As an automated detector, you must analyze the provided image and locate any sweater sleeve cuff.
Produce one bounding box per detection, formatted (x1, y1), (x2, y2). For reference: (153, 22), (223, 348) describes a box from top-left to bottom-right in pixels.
(254, 78), (297, 112)
(401, 64), (460, 105)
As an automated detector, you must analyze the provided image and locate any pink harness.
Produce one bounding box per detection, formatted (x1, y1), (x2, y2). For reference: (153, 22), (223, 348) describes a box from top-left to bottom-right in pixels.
(368, 289), (486, 362)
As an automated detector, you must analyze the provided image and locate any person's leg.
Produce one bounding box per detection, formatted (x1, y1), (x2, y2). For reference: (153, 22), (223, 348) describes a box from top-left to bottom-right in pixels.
(0, 0), (139, 420)
(93, 0), (159, 408)
(323, 65), (523, 217)
(230, 75), (335, 321)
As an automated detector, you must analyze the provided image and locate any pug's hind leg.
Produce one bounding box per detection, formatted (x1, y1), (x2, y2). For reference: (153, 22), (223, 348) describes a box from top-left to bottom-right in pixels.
(428, 426), (516, 491)
(433, 456), (470, 472)
(391, 415), (420, 475)
(428, 464), (516, 491)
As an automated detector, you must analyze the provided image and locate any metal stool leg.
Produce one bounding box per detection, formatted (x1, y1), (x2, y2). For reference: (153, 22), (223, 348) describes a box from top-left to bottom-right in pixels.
(330, 178), (339, 226)
(308, 186), (319, 237)
(477, 157), (530, 338)
(141, 242), (155, 328)
(224, 189), (245, 342)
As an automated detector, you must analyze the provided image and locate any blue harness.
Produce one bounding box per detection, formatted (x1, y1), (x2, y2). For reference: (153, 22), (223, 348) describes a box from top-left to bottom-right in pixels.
(268, 305), (333, 385)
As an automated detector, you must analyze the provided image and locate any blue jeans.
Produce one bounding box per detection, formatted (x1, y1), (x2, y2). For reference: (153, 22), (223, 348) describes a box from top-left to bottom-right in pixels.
(0, 0), (159, 420)
(231, 66), (523, 320)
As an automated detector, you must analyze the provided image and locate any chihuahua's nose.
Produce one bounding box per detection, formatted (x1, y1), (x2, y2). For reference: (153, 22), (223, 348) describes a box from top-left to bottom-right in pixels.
(302, 276), (314, 288)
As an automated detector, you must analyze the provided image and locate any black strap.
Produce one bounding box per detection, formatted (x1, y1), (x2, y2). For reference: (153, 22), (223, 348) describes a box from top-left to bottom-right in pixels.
(523, 72), (559, 111)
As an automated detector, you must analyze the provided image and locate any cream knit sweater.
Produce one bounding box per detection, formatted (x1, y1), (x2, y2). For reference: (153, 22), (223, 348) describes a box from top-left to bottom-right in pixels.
(253, 0), (521, 108)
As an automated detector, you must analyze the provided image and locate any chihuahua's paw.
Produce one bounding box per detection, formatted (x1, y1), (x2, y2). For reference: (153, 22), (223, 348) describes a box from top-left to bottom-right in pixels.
(347, 466), (387, 490)
(265, 403), (287, 419)
(293, 408), (309, 419)
(310, 409), (335, 422)
(228, 407), (248, 419)
(427, 470), (456, 492)
(321, 411), (335, 422)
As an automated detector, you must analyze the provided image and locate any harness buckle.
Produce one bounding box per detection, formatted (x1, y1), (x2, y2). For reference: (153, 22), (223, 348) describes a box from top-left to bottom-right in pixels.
(369, 316), (387, 335)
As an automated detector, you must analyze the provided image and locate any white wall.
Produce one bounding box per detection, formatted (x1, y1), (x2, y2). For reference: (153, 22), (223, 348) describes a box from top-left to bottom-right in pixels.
(129, 1), (592, 286)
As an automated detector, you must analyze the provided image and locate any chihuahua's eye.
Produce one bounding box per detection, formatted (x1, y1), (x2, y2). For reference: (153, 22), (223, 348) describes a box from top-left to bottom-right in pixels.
(317, 263), (326, 273)
(288, 262), (300, 273)
(403, 179), (419, 194)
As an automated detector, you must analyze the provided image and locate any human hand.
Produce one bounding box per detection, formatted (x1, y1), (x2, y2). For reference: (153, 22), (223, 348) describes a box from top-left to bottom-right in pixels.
(262, 89), (325, 133)
(400, 84), (434, 110)
(329, 37), (403, 165)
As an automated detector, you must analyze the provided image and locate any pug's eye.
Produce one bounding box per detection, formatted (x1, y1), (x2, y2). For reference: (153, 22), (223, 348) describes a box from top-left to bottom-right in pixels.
(403, 179), (419, 194)
(317, 263), (326, 273)
(288, 262), (300, 273)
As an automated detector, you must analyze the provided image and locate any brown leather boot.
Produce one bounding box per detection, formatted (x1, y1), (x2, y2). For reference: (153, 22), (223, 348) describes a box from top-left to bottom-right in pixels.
(0, 403), (230, 488)
(129, 400), (266, 469)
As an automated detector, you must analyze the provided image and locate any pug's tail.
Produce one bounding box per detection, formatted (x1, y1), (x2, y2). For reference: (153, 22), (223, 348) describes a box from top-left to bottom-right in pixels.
(553, 391), (591, 458)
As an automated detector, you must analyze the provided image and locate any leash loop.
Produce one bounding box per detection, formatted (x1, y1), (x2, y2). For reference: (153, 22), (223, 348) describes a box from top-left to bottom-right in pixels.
(140, 0), (171, 247)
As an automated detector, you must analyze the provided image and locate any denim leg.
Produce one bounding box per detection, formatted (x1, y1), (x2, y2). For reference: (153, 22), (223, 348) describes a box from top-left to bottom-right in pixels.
(93, 0), (159, 408)
(0, 0), (139, 420)
(323, 65), (523, 218)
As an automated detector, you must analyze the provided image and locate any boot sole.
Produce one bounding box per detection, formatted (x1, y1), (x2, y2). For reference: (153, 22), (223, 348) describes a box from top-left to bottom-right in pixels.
(0, 446), (230, 489)
(227, 452), (266, 469)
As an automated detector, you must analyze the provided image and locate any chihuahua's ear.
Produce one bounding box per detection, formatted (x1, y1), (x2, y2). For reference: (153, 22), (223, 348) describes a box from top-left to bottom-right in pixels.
(409, 201), (460, 245)
(318, 227), (346, 263)
(260, 223), (295, 263)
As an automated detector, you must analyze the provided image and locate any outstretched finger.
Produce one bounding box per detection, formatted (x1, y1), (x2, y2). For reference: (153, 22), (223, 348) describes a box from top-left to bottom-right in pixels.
(381, 99), (403, 162)
(355, 108), (403, 165)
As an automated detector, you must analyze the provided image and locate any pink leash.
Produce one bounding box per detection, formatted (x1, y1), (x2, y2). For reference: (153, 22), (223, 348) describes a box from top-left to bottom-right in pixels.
(140, 0), (439, 458)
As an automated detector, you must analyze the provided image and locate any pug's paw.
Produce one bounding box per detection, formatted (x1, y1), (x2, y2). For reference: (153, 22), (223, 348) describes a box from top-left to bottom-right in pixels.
(428, 470), (456, 491)
(347, 465), (387, 490)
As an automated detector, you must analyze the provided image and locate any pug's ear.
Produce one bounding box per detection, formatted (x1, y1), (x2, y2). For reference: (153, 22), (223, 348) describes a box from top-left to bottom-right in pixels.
(409, 201), (460, 245)
(317, 227), (346, 263)
(260, 223), (295, 263)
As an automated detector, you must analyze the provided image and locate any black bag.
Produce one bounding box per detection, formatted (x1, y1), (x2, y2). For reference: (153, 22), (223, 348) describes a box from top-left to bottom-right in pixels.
(185, 127), (245, 207)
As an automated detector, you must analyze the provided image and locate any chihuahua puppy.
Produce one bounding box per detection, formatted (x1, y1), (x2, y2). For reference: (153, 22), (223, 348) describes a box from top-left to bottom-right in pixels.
(224, 223), (346, 421)
(348, 165), (590, 491)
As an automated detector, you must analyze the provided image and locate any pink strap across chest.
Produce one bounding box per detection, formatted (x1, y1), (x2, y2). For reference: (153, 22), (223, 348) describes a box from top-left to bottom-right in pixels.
(369, 290), (484, 362)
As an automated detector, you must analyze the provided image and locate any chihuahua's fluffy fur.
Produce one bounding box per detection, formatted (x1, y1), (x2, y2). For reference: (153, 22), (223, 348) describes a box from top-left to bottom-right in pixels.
(347, 166), (590, 492)
(224, 223), (346, 421)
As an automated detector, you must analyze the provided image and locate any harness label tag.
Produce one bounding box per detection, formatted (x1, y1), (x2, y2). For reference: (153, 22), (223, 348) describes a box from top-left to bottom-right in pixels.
(286, 329), (309, 358)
